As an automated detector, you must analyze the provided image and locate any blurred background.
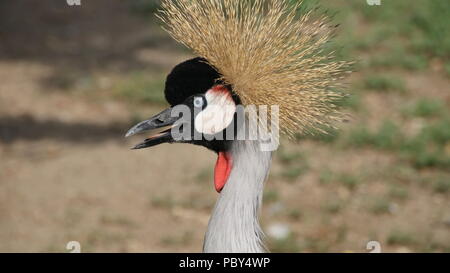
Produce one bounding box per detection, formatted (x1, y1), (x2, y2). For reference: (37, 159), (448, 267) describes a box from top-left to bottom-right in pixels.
(0, 0), (449, 253)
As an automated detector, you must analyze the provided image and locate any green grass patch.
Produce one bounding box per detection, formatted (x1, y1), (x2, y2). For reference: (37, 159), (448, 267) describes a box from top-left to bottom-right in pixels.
(387, 230), (417, 246)
(356, 0), (449, 59)
(374, 121), (404, 149)
(388, 186), (409, 201)
(359, 0), (411, 23)
(160, 231), (193, 246)
(345, 118), (450, 171)
(346, 120), (404, 150)
(302, 237), (331, 252)
(337, 93), (361, 111)
(403, 98), (447, 118)
(404, 145), (450, 170)
(281, 167), (306, 182)
(318, 170), (362, 190)
(277, 150), (304, 165)
(115, 73), (167, 105)
(287, 209), (303, 221)
(445, 63), (450, 78)
(295, 128), (340, 143)
(195, 168), (213, 184)
(410, 0), (450, 59)
(130, 0), (161, 15)
(367, 49), (428, 71)
(323, 199), (343, 214)
(401, 119), (450, 169)
(264, 190), (280, 203)
(100, 215), (135, 227)
(383, 165), (419, 184)
(369, 198), (391, 215)
(337, 173), (361, 190)
(269, 234), (301, 253)
(363, 74), (406, 92)
(149, 195), (175, 209)
(276, 148), (309, 181)
(346, 126), (373, 147)
(319, 170), (334, 185)
(432, 178), (450, 194)
(334, 0), (448, 78)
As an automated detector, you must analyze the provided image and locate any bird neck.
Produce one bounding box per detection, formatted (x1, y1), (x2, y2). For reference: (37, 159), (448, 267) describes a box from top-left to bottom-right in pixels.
(203, 140), (272, 253)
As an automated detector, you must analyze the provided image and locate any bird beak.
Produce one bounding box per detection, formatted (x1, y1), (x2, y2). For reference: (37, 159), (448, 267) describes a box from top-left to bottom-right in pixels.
(125, 107), (179, 150)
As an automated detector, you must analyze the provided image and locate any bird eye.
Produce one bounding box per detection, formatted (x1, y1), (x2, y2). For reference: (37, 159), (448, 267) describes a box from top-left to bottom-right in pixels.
(193, 96), (205, 108)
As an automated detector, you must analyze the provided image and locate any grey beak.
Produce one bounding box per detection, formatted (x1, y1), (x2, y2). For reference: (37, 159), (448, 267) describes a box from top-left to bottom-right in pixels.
(125, 107), (179, 149)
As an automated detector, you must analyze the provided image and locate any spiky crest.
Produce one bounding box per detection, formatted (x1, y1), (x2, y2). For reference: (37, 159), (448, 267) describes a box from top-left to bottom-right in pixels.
(157, 0), (351, 137)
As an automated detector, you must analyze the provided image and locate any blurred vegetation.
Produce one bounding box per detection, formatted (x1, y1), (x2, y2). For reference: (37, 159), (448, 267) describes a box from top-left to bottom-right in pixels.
(0, 0), (448, 254)
(114, 73), (167, 105)
(290, 2), (449, 166)
(122, 0), (450, 103)
(90, 0), (450, 252)
(130, 0), (161, 15)
(268, 0), (449, 253)
(362, 74), (405, 92)
(124, 0), (450, 187)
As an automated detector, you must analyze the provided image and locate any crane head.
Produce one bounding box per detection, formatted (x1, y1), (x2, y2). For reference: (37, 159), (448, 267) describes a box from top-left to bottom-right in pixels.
(126, 58), (239, 192)
(126, 58), (240, 153)
(126, 0), (352, 193)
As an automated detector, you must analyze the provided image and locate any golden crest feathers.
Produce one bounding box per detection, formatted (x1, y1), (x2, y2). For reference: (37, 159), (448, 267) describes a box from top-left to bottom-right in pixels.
(157, 0), (351, 137)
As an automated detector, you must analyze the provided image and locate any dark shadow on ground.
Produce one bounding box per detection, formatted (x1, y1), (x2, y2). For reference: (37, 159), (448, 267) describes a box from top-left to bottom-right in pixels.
(0, 0), (182, 90)
(0, 115), (129, 144)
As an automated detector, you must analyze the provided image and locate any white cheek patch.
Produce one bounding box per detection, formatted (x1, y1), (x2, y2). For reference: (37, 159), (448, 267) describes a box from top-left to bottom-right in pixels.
(195, 88), (236, 135)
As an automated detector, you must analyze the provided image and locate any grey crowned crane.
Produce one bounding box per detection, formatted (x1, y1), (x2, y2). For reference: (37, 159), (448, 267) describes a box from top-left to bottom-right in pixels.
(126, 0), (350, 253)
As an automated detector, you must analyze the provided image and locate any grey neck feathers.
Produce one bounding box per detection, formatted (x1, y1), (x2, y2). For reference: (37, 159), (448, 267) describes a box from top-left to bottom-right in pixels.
(203, 140), (272, 253)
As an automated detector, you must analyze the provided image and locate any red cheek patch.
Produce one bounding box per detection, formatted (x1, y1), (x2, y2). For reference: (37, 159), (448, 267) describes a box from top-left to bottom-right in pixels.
(211, 85), (232, 97)
(214, 152), (232, 193)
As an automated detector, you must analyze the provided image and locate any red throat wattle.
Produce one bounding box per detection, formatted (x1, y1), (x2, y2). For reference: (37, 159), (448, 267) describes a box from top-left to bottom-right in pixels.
(214, 152), (232, 193)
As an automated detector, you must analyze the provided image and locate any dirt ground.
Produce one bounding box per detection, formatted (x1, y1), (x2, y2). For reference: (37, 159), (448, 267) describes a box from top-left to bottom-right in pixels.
(0, 1), (449, 253)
